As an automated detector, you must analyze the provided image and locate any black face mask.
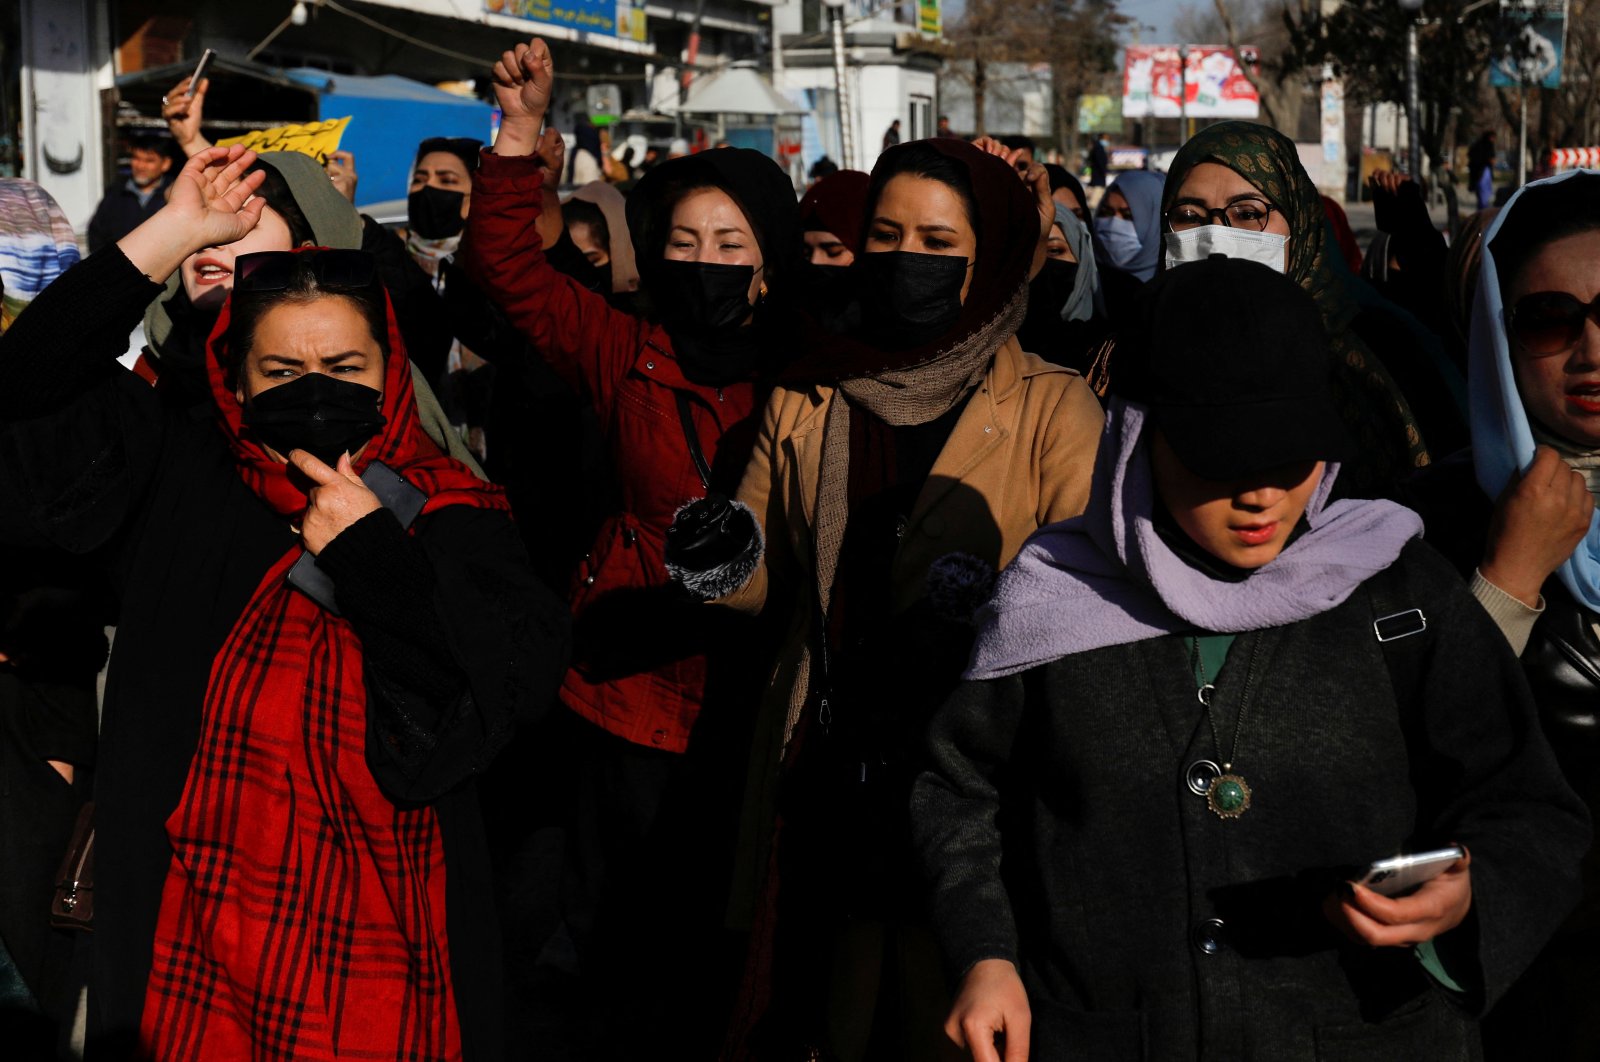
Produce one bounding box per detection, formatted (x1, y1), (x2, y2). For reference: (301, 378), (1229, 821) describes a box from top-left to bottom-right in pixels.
(242, 372), (387, 466)
(408, 186), (466, 239)
(654, 259), (757, 333)
(545, 230), (613, 294)
(796, 260), (859, 332)
(1030, 258), (1079, 316)
(856, 251), (968, 350)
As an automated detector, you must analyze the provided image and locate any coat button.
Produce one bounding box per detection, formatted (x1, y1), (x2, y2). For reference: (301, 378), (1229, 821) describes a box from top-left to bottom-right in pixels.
(651, 729), (667, 745)
(584, 575), (596, 586)
(645, 360), (655, 370)
(1192, 918), (1226, 955)
(1186, 759), (1221, 796)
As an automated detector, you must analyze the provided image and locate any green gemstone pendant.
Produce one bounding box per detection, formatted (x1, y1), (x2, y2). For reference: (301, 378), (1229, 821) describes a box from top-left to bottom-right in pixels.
(1206, 772), (1252, 819)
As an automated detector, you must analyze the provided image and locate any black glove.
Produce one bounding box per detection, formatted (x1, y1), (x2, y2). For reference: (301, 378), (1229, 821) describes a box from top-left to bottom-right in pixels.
(664, 494), (763, 601)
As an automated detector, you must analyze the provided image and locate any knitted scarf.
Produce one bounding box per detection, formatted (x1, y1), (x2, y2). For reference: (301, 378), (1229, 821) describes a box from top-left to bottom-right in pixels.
(796, 282), (1026, 737)
(139, 280), (508, 1061)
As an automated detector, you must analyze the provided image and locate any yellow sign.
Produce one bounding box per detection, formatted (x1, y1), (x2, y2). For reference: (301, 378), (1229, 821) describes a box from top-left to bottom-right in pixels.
(217, 116), (353, 164)
(918, 0), (941, 36)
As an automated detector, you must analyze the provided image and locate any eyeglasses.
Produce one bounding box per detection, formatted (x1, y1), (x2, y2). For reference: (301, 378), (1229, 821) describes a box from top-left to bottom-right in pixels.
(1165, 198), (1278, 233)
(234, 249), (379, 295)
(1508, 290), (1600, 357)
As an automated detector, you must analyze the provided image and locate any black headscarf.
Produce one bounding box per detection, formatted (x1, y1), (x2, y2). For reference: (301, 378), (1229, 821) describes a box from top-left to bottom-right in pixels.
(785, 137), (1040, 382)
(625, 148), (799, 386)
(1045, 163), (1089, 219)
(414, 137), (482, 175)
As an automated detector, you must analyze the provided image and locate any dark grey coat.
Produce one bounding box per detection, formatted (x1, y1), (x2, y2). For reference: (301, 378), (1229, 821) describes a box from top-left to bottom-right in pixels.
(911, 540), (1590, 1061)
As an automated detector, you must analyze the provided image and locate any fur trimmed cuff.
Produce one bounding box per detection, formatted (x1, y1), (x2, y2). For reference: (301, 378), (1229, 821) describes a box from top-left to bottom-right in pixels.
(665, 498), (765, 602)
(926, 551), (998, 625)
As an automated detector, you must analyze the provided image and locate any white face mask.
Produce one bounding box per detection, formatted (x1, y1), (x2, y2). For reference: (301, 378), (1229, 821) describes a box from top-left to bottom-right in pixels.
(1163, 225), (1289, 274)
(1095, 216), (1143, 270)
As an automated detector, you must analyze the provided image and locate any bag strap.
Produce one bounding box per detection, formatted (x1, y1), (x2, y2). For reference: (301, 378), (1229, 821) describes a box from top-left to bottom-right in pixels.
(674, 391), (713, 493)
(1364, 554), (1432, 716)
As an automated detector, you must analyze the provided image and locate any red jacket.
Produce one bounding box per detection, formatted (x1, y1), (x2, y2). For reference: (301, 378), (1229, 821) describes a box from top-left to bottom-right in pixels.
(466, 152), (760, 753)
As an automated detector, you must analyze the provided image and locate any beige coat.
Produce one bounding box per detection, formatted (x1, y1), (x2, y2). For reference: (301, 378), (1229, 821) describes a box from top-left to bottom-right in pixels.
(720, 337), (1104, 922)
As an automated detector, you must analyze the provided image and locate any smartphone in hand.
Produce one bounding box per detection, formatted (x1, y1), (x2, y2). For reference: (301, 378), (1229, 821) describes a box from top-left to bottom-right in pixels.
(1352, 845), (1466, 898)
(188, 48), (215, 96)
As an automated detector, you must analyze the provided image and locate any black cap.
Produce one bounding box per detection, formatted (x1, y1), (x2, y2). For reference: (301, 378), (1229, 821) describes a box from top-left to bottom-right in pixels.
(1112, 257), (1348, 480)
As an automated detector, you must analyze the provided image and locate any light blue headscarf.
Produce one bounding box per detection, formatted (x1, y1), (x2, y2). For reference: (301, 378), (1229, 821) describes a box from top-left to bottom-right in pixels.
(0, 180), (80, 328)
(1097, 170), (1165, 282)
(1054, 203), (1105, 324)
(1469, 168), (1600, 611)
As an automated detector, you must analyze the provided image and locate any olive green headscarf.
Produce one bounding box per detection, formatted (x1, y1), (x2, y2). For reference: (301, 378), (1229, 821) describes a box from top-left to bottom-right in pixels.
(1161, 122), (1430, 495)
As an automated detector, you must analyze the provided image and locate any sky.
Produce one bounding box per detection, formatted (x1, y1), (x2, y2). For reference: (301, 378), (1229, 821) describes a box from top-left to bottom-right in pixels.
(1117, 0), (1187, 44)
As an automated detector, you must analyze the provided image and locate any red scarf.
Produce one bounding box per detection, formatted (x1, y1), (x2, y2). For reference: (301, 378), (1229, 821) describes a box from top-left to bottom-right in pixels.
(140, 277), (508, 1060)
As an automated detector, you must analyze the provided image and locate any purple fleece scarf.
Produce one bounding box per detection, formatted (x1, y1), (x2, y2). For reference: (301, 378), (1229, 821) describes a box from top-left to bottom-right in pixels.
(965, 400), (1424, 680)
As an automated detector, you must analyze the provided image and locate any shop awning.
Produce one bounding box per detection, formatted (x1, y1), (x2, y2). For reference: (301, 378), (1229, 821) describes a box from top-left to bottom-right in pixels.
(658, 67), (807, 117)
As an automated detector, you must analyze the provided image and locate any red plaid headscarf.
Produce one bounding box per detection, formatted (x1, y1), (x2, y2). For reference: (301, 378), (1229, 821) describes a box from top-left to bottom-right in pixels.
(140, 267), (508, 1061)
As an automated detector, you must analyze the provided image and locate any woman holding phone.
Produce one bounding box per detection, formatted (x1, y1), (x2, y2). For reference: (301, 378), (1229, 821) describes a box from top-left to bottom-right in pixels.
(913, 257), (1588, 1062)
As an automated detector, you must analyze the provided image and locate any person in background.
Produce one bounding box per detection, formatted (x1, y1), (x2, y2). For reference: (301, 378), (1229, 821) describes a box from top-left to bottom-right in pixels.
(883, 119), (902, 151)
(568, 116), (606, 186)
(1408, 171), (1600, 1059)
(998, 134), (1036, 171)
(0, 144), (568, 1060)
(0, 178), (104, 1058)
(0, 181), (80, 334)
(87, 135), (173, 253)
(669, 136), (1103, 1062)
(1088, 131), (1110, 189)
(1470, 131), (1497, 212)
(157, 73), (459, 398)
(1090, 169), (1163, 329)
(1017, 198), (1104, 373)
(467, 38), (799, 1057)
(667, 137), (691, 160)
(1044, 163), (1090, 223)
(797, 168), (870, 269)
(918, 256), (1588, 1062)
(937, 114), (958, 139)
(1156, 122), (1441, 497)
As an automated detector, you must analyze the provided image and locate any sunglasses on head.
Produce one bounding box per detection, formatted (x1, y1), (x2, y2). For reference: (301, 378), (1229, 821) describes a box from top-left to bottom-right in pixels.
(233, 249), (379, 296)
(1508, 290), (1600, 357)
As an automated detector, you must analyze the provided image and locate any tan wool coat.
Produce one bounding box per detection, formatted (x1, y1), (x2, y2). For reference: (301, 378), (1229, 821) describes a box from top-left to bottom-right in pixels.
(718, 336), (1105, 922)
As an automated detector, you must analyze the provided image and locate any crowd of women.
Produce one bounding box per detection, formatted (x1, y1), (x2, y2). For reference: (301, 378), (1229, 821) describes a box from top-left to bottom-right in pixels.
(2, 31), (1600, 1062)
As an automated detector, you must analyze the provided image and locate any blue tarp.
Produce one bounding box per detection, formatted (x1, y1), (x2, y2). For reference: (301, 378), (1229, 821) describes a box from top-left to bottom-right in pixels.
(285, 69), (495, 205)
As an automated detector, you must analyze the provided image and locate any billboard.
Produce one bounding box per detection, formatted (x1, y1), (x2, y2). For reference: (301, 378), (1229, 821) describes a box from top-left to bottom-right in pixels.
(1122, 45), (1260, 120)
(484, 0), (646, 41)
(1490, 3), (1566, 89)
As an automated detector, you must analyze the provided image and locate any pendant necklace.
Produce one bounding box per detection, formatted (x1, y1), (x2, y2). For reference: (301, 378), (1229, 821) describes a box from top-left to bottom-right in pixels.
(1190, 636), (1252, 819)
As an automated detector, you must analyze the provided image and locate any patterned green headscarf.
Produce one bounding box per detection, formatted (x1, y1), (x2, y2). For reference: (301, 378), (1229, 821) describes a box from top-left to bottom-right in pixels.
(1161, 122), (1430, 492)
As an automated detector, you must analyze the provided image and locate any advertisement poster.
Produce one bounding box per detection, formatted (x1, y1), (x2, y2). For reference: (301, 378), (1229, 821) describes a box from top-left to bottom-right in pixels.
(1076, 94), (1123, 135)
(1122, 45), (1260, 120)
(918, 0), (941, 37)
(485, 0), (647, 42)
(1490, 3), (1566, 89)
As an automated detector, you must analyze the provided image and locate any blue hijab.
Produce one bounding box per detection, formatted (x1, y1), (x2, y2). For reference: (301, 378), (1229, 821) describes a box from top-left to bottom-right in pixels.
(1054, 203), (1105, 323)
(1098, 170), (1165, 282)
(1470, 168), (1600, 611)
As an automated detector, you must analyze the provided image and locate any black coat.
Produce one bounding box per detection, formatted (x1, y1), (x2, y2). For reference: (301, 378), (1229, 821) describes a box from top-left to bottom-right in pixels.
(86, 182), (166, 255)
(912, 540), (1588, 1061)
(0, 247), (569, 1059)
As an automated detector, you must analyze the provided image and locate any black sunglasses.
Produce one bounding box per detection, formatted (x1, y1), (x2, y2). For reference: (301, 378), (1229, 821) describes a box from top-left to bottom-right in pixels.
(1508, 291), (1600, 357)
(233, 249), (379, 296)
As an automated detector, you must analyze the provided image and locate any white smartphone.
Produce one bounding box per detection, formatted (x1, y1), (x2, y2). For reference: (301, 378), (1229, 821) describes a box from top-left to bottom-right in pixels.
(188, 48), (215, 95)
(1352, 845), (1466, 898)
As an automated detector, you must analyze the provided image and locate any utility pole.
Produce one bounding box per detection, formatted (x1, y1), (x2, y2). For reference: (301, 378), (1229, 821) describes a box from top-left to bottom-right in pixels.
(825, 0), (856, 169)
(1399, 0), (1424, 178)
(1178, 44), (1189, 143)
